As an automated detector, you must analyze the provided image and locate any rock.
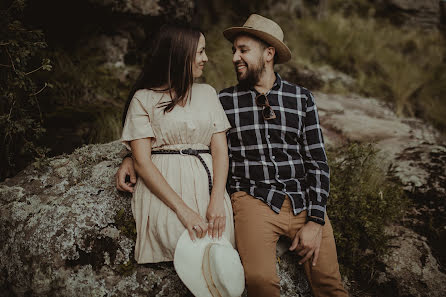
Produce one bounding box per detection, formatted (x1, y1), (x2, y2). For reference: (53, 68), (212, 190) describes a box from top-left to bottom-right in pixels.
(315, 92), (440, 159)
(376, 225), (446, 297)
(0, 141), (311, 297)
(88, 0), (161, 15)
(276, 63), (325, 91)
(375, 0), (441, 29)
(278, 64), (356, 94)
(95, 34), (130, 68)
(315, 91), (446, 296)
(86, 0), (194, 17)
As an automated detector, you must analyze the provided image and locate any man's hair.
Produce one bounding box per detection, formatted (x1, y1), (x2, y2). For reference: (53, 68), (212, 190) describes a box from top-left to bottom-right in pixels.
(234, 33), (278, 64)
(122, 24), (202, 125)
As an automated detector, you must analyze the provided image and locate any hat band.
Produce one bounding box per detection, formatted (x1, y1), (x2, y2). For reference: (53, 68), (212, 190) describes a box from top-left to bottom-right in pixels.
(202, 244), (222, 297)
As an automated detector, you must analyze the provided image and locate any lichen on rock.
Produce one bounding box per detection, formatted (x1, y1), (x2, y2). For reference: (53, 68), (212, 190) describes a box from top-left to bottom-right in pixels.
(0, 141), (311, 297)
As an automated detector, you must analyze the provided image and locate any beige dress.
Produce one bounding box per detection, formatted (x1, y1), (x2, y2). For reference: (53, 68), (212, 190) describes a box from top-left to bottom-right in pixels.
(121, 83), (235, 263)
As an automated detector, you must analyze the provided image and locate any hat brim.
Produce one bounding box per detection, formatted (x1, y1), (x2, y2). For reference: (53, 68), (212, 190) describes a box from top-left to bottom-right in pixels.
(174, 231), (233, 297)
(223, 27), (291, 64)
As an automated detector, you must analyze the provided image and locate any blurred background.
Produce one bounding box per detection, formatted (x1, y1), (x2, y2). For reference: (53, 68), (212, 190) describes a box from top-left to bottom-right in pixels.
(1, 0), (445, 180)
(1, 0), (445, 296)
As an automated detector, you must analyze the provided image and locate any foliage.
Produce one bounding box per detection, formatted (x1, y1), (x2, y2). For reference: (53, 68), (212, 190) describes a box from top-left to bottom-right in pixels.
(273, 11), (446, 132)
(38, 49), (129, 151)
(201, 21), (238, 91)
(0, 0), (52, 180)
(44, 49), (131, 107)
(327, 143), (407, 281)
(1, 1), (130, 179)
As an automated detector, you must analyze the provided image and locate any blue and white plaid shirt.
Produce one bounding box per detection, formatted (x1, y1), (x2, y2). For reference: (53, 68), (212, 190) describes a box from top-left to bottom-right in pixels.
(219, 73), (329, 223)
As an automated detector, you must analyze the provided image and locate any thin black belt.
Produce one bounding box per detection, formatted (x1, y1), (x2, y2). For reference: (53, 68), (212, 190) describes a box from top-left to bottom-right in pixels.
(151, 148), (212, 195)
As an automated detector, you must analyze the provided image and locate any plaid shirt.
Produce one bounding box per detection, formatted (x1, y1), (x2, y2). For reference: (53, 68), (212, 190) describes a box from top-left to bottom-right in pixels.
(219, 73), (329, 222)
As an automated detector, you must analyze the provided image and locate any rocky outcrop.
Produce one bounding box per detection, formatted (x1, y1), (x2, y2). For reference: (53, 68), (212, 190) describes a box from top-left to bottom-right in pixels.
(0, 142), (311, 297)
(376, 225), (446, 297)
(315, 91), (446, 296)
(1, 89), (445, 296)
(88, 0), (162, 15)
(87, 0), (194, 17)
(375, 0), (442, 29)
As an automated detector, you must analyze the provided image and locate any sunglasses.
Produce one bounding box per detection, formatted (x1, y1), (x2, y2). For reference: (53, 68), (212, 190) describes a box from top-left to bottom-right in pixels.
(255, 94), (276, 120)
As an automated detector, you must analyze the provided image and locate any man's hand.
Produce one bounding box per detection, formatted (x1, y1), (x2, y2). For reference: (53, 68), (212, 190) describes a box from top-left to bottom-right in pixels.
(289, 221), (323, 266)
(115, 157), (137, 193)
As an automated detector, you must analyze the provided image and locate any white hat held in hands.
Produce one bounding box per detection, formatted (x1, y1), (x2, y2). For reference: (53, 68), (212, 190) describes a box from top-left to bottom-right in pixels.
(174, 230), (245, 297)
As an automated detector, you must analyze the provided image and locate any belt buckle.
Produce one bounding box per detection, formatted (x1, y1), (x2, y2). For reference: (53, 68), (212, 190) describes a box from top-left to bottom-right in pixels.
(180, 148), (197, 155)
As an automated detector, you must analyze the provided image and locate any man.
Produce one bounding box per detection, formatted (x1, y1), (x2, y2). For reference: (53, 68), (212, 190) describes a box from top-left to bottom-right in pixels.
(116, 14), (347, 297)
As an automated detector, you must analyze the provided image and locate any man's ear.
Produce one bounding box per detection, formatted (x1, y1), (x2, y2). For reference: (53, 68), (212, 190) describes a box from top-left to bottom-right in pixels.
(265, 47), (276, 63)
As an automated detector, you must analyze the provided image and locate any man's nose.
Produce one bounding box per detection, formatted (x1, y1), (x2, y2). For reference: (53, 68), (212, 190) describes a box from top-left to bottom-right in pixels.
(232, 51), (240, 64)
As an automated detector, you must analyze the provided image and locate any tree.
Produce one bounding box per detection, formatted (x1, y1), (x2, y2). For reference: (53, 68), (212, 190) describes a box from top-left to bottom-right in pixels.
(0, 0), (52, 180)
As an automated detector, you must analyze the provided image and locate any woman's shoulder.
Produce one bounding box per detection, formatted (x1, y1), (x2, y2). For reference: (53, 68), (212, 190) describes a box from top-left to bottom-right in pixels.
(192, 83), (217, 95)
(133, 89), (150, 101)
(133, 88), (165, 105)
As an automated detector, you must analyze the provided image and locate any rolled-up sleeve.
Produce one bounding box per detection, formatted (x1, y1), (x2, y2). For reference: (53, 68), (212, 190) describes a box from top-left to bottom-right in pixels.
(301, 91), (329, 223)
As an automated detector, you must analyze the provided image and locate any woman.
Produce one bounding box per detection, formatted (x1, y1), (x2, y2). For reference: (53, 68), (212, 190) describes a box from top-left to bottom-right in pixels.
(121, 24), (235, 264)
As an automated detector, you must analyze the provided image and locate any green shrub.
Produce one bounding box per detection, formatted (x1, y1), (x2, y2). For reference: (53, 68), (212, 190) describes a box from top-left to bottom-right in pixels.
(327, 143), (407, 281)
(43, 49), (130, 107)
(0, 0), (52, 180)
(39, 50), (128, 148)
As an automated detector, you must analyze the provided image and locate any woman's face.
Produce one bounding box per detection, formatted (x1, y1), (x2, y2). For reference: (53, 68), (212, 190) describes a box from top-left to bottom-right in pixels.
(192, 34), (208, 78)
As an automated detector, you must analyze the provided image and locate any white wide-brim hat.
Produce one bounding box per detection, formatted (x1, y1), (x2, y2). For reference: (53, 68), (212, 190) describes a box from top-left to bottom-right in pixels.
(174, 230), (245, 297)
(223, 14), (292, 64)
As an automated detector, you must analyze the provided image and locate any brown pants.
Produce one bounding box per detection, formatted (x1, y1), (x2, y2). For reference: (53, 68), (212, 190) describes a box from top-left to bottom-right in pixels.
(231, 191), (348, 297)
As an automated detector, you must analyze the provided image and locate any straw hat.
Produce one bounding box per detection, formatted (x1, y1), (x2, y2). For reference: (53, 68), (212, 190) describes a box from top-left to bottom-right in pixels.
(223, 14), (291, 64)
(174, 230), (245, 297)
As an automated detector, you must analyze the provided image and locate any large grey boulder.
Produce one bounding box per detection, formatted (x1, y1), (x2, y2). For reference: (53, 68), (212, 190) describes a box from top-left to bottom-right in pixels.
(377, 225), (446, 297)
(316, 92), (446, 296)
(0, 142), (311, 297)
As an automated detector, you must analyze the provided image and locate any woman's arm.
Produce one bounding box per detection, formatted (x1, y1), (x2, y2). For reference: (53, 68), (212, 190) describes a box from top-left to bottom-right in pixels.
(207, 131), (229, 239)
(130, 138), (208, 240)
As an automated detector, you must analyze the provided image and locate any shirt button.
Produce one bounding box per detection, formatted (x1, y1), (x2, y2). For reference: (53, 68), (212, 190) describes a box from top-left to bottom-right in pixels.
(276, 175), (279, 179)
(271, 156), (275, 160)
(267, 135), (271, 139)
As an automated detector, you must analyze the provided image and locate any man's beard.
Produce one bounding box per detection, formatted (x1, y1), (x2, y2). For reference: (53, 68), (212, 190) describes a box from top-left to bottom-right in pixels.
(236, 57), (265, 88)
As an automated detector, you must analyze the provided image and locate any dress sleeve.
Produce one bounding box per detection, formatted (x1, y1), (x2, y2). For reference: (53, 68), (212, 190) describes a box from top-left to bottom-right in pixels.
(121, 90), (155, 150)
(209, 85), (231, 134)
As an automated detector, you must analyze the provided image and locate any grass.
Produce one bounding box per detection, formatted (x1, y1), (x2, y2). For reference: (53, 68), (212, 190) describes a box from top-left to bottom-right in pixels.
(275, 12), (446, 132)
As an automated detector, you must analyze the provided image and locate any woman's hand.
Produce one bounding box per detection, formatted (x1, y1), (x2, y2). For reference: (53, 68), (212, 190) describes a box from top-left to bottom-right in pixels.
(206, 194), (226, 239)
(176, 205), (208, 241)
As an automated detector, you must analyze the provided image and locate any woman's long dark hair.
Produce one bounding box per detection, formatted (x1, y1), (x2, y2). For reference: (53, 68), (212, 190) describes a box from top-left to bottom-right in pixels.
(122, 24), (201, 126)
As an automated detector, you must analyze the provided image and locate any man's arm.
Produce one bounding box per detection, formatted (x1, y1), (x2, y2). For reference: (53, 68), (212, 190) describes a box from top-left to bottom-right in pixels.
(289, 90), (329, 266)
(301, 90), (329, 224)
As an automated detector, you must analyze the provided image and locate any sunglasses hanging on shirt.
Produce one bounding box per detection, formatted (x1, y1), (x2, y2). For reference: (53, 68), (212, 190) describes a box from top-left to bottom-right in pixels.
(255, 94), (277, 120)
